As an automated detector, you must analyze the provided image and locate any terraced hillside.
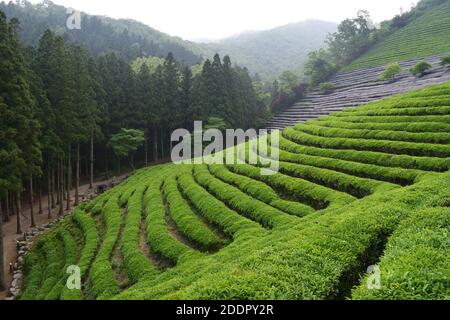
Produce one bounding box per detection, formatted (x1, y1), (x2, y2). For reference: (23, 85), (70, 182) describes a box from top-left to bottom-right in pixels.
(18, 83), (450, 300)
(267, 55), (450, 130)
(345, 0), (450, 71)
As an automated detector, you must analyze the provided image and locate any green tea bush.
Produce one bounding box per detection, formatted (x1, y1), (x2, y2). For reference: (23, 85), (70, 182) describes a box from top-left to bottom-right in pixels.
(284, 127), (450, 158)
(295, 123), (450, 144)
(178, 170), (265, 238)
(121, 185), (160, 283)
(163, 175), (221, 250)
(441, 54), (450, 66)
(380, 63), (402, 81)
(193, 164), (294, 229)
(279, 134), (450, 172)
(144, 179), (196, 263)
(410, 61), (432, 77)
(89, 192), (121, 299)
(353, 206), (450, 300)
(209, 164), (314, 217)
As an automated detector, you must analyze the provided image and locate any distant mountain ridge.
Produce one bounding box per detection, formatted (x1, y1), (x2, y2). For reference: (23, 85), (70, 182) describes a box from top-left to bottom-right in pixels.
(1, 1), (337, 79)
(0, 0), (202, 64)
(198, 20), (337, 79)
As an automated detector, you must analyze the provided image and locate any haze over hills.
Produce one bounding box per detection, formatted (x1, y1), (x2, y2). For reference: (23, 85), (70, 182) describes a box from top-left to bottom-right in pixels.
(0, 0), (203, 65)
(1, 0), (336, 79)
(198, 20), (337, 79)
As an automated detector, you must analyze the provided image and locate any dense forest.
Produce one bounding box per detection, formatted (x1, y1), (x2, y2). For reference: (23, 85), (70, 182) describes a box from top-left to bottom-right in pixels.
(0, 0), (201, 64)
(0, 8), (269, 259)
(1, 1), (339, 81)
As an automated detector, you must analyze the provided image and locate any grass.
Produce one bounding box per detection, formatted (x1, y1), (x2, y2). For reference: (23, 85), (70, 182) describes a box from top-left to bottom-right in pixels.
(19, 82), (450, 300)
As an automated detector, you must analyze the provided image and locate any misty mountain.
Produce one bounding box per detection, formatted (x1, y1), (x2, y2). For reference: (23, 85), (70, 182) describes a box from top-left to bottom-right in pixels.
(0, 0), (202, 64)
(197, 20), (337, 79)
(1, 1), (336, 79)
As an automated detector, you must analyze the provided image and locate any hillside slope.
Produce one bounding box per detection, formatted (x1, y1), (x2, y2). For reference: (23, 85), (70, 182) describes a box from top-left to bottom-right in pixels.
(198, 20), (337, 79)
(345, 0), (450, 71)
(267, 55), (450, 130)
(14, 83), (450, 300)
(0, 0), (201, 64)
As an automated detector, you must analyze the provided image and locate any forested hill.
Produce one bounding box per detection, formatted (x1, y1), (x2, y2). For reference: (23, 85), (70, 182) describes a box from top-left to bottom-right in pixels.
(0, 0), (201, 64)
(198, 20), (337, 80)
(344, 0), (450, 70)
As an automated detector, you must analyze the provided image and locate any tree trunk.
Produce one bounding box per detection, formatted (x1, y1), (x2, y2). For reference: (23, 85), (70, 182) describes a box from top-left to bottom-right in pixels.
(38, 178), (43, 215)
(47, 159), (52, 219)
(29, 177), (35, 227)
(54, 165), (58, 207)
(118, 157), (121, 176)
(16, 192), (22, 234)
(75, 143), (80, 206)
(153, 126), (158, 162)
(144, 134), (148, 167)
(4, 191), (10, 222)
(66, 145), (71, 211)
(59, 159), (64, 216)
(0, 198), (5, 290)
(128, 154), (135, 171)
(90, 133), (94, 189)
(104, 147), (108, 178)
(160, 128), (165, 160)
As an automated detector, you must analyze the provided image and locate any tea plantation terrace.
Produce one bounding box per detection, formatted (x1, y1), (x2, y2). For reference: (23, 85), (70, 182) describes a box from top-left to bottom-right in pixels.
(267, 55), (450, 130)
(18, 82), (450, 300)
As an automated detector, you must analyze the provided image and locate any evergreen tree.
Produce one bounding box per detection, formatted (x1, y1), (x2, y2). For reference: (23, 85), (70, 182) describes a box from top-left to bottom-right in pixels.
(0, 12), (41, 231)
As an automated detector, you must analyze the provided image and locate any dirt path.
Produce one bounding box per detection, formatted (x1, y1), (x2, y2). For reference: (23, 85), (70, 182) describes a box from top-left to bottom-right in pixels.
(0, 175), (127, 299)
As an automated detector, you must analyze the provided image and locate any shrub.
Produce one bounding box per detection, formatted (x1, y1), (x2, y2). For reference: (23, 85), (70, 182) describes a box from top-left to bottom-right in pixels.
(441, 54), (450, 67)
(89, 193), (121, 299)
(410, 61), (432, 77)
(163, 175), (222, 250)
(193, 164), (294, 229)
(209, 164), (314, 217)
(121, 185), (160, 283)
(144, 179), (195, 263)
(352, 206), (450, 300)
(319, 82), (336, 94)
(178, 170), (264, 237)
(380, 63), (402, 81)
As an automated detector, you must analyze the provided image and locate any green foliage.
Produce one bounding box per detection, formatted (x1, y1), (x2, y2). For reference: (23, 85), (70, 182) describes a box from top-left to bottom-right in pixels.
(441, 54), (450, 66)
(278, 71), (299, 96)
(193, 164), (296, 229)
(410, 61), (432, 77)
(198, 20), (337, 80)
(353, 206), (450, 300)
(108, 128), (145, 159)
(0, 0), (201, 64)
(16, 14), (450, 302)
(326, 10), (375, 66)
(319, 82), (335, 94)
(285, 126), (450, 158)
(89, 192), (121, 299)
(346, 0), (450, 70)
(304, 49), (337, 87)
(163, 174), (222, 250)
(209, 164), (314, 217)
(131, 56), (165, 74)
(121, 181), (160, 283)
(178, 169), (264, 237)
(144, 169), (196, 262)
(380, 63), (402, 81)
(0, 11), (41, 193)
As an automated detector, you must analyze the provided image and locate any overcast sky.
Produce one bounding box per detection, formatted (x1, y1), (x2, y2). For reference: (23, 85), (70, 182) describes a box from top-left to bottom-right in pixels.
(29, 0), (418, 40)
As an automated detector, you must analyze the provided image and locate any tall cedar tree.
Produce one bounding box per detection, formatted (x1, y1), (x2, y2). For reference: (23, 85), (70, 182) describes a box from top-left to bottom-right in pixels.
(0, 13), (41, 234)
